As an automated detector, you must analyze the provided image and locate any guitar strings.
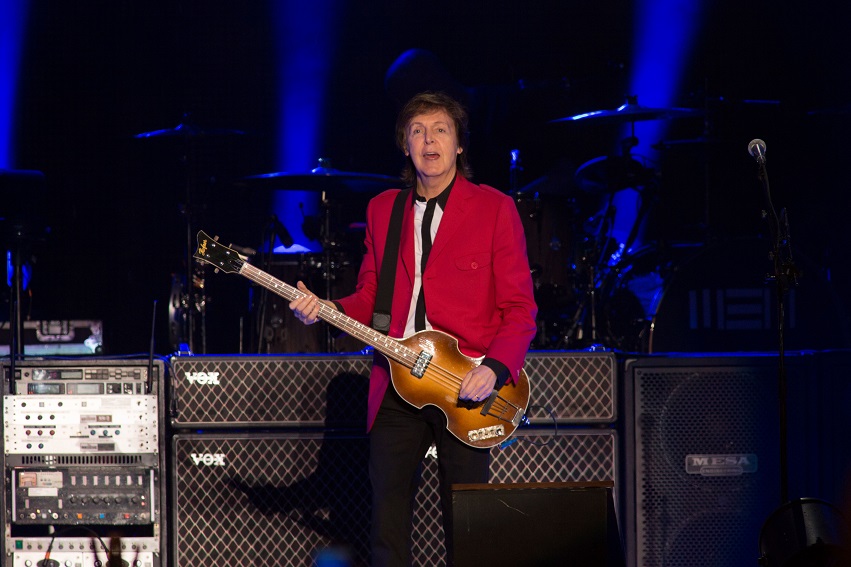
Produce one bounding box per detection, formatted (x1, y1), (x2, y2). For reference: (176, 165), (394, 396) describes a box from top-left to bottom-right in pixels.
(244, 265), (521, 421)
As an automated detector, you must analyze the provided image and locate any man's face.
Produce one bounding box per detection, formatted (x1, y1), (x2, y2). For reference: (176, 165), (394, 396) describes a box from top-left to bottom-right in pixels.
(404, 109), (462, 183)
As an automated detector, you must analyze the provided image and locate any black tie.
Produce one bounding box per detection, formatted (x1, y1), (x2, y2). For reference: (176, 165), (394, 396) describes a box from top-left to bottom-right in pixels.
(415, 198), (437, 331)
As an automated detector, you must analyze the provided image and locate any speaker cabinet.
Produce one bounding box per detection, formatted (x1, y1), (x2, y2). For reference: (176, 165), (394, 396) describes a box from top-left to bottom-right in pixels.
(169, 354), (371, 428)
(168, 351), (616, 429)
(452, 482), (624, 566)
(170, 429), (617, 566)
(623, 354), (816, 567)
(525, 351), (617, 424)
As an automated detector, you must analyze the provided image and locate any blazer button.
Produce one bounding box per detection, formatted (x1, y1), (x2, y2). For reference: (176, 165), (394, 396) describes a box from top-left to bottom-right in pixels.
(471, 262), (479, 269)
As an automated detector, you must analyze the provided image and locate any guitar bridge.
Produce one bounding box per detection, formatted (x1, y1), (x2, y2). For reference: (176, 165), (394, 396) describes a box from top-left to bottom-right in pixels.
(411, 351), (432, 378)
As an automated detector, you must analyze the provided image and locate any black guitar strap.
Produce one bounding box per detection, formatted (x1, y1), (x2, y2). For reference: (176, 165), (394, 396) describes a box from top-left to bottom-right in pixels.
(372, 188), (412, 334)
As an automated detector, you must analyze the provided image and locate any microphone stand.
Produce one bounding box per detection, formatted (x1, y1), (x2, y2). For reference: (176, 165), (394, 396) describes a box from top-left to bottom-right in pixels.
(755, 157), (797, 505)
(753, 146), (850, 567)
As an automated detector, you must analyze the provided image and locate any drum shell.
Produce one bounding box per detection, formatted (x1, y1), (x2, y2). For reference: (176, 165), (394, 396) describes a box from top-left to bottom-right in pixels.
(514, 193), (576, 289)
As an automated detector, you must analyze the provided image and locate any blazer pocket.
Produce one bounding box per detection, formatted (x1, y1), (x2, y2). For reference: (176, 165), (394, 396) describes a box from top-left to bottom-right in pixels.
(454, 252), (492, 271)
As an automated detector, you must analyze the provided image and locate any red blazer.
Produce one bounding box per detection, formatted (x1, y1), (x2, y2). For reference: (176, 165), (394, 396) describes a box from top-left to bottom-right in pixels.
(336, 176), (538, 430)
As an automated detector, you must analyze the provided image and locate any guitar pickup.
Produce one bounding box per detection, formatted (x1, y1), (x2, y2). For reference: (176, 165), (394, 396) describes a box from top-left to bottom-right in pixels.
(411, 351), (432, 378)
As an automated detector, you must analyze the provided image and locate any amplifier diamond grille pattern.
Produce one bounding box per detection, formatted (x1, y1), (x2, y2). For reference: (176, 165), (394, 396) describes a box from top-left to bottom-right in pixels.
(172, 430), (616, 567)
(170, 352), (615, 428)
(170, 355), (371, 427)
(526, 352), (617, 424)
(526, 352), (617, 423)
(173, 434), (371, 567)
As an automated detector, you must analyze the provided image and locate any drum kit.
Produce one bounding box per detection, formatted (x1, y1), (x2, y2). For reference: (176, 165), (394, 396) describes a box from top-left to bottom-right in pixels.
(520, 96), (706, 351)
(136, 97), (710, 354)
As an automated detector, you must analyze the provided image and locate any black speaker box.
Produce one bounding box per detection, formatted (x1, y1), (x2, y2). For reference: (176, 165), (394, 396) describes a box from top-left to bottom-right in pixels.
(452, 482), (624, 566)
(623, 353), (820, 567)
(170, 428), (617, 566)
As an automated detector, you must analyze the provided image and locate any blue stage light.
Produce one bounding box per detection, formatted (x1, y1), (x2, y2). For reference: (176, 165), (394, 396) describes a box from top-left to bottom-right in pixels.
(0, 0), (28, 167)
(628, 0), (705, 157)
(270, 1), (341, 253)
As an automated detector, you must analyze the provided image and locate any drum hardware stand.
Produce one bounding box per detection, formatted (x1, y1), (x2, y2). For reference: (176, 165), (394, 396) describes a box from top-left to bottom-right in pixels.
(6, 232), (29, 390)
(561, 243), (603, 348)
(319, 189), (335, 352)
(254, 217), (293, 353)
(0, 169), (48, 390)
(134, 114), (246, 354)
(509, 148), (523, 193)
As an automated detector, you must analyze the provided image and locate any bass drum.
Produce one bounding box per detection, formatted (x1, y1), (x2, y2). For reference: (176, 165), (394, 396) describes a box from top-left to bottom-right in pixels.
(514, 192), (577, 290)
(514, 192), (581, 349)
(610, 238), (851, 354)
(600, 244), (677, 352)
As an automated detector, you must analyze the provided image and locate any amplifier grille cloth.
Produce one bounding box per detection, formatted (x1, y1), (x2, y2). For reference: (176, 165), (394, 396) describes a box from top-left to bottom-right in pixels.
(634, 363), (781, 567)
(169, 351), (615, 427)
(172, 430), (616, 566)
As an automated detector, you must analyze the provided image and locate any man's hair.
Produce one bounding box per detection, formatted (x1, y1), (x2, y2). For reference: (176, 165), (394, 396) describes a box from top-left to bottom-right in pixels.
(395, 91), (472, 187)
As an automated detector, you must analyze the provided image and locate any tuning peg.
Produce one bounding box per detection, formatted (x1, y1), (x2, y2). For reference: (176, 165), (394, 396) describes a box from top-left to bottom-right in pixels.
(229, 243), (255, 261)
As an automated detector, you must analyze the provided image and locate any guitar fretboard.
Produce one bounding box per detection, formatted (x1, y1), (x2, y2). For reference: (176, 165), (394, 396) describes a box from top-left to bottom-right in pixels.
(240, 263), (418, 367)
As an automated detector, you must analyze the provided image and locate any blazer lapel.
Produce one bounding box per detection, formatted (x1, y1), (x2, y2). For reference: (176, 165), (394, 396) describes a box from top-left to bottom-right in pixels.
(398, 192), (417, 286)
(427, 178), (472, 266)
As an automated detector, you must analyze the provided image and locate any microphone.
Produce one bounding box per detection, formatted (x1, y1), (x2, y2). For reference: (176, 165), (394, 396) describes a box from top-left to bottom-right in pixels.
(748, 138), (767, 165)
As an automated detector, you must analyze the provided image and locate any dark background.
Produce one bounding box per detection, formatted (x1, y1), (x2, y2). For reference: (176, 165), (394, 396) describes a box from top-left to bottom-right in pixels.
(5, 0), (851, 356)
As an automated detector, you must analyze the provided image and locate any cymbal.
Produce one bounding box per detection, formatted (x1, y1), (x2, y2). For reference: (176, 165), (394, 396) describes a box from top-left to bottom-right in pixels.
(513, 160), (577, 196)
(651, 135), (723, 150)
(807, 102), (851, 116)
(575, 155), (654, 194)
(236, 166), (402, 193)
(134, 121), (245, 139)
(553, 99), (703, 124)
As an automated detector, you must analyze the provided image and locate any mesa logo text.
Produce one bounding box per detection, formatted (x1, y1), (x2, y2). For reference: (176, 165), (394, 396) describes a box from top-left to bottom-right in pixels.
(185, 371), (221, 385)
(685, 454), (758, 477)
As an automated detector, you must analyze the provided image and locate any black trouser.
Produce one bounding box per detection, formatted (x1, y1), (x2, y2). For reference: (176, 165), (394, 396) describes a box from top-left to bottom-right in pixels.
(369, 387), (490, 567)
